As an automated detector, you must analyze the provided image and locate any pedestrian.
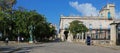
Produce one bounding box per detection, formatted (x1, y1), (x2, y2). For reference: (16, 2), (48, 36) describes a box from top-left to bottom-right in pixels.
(18, 36), (20, 43)
(5, 37), (9, 45)
(21, 37), (24, 42)
(86, 36), (91, 45)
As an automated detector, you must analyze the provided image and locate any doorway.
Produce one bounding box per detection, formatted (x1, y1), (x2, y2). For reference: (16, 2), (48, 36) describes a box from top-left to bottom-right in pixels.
(116, 24), (120, 45)
(64, 30), (69, 40)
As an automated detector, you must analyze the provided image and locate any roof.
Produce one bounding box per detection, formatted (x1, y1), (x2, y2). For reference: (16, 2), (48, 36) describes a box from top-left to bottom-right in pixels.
(60, 16), (114, 29)
(60, 16), (110, 20)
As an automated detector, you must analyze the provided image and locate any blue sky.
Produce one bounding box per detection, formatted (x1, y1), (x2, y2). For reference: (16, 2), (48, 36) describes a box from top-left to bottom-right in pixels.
(15, 0), (120, 29)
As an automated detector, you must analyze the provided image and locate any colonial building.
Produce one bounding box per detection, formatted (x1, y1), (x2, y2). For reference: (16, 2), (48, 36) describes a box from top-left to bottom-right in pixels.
(59, 3), (120, 45)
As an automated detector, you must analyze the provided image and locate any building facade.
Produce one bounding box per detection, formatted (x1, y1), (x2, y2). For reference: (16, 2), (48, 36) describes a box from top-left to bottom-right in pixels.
(59, 4), (120, 45)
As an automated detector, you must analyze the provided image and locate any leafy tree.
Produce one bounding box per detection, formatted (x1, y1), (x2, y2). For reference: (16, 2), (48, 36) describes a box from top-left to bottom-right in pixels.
(12, 8), (56, 41)
(0, 0), (17, 40)
(0, 9), (14, 40)
(0, 0), (56, 42)
(0, 0), (16, 11)
(69, 20), (88, 36)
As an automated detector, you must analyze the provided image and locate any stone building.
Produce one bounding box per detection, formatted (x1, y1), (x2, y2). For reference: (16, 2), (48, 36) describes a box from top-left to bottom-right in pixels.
(59, 3), (120, 45)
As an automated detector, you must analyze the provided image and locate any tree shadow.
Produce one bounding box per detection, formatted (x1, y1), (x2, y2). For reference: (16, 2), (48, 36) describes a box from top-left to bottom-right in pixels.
(0, 45), (45, 53)
(11, 45), (45, 53)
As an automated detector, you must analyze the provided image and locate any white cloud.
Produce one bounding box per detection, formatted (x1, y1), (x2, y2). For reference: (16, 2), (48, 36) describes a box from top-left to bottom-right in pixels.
(116, 12), (120, 18)
(69, 1), (99, 16)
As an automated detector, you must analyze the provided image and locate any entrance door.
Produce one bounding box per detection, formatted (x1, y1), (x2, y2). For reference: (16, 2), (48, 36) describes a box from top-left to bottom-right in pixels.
(64, 31), (69, 40)
(117, 24), (120, 45)
(117, 33), (120, 45)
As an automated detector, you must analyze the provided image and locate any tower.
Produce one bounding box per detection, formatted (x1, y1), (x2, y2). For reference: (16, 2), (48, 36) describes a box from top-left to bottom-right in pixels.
(99, 3), (115, 19)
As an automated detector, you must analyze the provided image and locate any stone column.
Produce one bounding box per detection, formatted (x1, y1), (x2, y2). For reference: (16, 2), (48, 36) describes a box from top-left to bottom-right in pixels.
(60, 30), (65, 41)
(78, 34), (80, 39)
(98, 32), (100, 39)
(85, 33), (87, 39)
(67, 33), (73, 42)
(76, 33), (79, 39)
(110, 23), (117, 45)
(105, 30), (106, 39)
(82, 32), (84, 40)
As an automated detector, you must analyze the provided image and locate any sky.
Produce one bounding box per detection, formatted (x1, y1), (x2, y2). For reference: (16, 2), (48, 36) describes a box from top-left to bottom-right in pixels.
(15, 0), (120, 29)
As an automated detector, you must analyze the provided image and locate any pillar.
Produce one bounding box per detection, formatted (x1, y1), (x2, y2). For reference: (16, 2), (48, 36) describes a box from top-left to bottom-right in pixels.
(60, 30), (65, 41)
(110, 23), (117, 45)
(82, 32), (84, 40)
(67, 32), (73, 42)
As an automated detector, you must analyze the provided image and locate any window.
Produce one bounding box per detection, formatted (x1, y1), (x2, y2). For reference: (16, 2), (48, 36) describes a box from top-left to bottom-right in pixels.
(108, 25), (110, 30)
(64, 24), (69, 30)
(100, 24), (102, 29)
(101, 14), (103, 17)
(96, 30), (98, 39)
(108, 12), (111, 19)
(100, 24), (102, 32)
(89, 24), (92, 30)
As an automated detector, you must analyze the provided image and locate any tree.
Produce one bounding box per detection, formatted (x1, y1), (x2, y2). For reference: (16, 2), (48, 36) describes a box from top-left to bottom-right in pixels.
(0, 1), (56, 42)
(69, 20), (88, 37)
(0, 9), (14, 40)
(0, 0), (16, 11)
(12, 8), (56, 41)
(0, 0), (17, 40)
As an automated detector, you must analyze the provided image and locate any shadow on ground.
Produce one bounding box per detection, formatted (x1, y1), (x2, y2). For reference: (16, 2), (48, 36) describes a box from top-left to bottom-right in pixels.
(0, 45), (45, 53)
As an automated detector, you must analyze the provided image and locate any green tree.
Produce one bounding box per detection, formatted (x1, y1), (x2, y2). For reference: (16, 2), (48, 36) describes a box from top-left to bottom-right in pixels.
(0, 0), (17, 40)
(12, 8), (56, 41)
(0, 0), (56, 42)
(69, 20), (88, 36)
(0, 0), (16, 11)
(0, 9), (14, 40)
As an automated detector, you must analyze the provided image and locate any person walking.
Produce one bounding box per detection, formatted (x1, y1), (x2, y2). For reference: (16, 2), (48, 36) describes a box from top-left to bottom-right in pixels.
(5, 37), (9, 45)
(86, 36), (91, 45)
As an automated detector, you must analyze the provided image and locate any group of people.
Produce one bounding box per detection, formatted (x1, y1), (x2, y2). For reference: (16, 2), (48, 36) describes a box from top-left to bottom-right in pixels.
(17, 37), (24, 42)
(4, 37), (24, 45)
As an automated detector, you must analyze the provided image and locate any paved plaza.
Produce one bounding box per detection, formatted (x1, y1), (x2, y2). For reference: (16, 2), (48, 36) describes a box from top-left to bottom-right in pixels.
(0, 42), (120, 53)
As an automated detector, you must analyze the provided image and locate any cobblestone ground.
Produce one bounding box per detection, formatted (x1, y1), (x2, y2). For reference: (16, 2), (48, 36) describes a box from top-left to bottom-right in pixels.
(0, 42), (120, 53)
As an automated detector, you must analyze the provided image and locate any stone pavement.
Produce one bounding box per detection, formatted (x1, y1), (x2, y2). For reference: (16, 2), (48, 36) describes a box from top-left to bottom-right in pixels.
(0, 42), (120, 53)
(29, 42), (120, 53)
(0, 42), (42, 53)
(100, 45), (120, 50)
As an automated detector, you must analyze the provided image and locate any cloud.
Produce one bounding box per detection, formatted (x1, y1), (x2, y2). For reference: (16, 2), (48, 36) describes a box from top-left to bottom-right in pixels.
(116, 12), (120, 18)
(69, 1), (99, 16)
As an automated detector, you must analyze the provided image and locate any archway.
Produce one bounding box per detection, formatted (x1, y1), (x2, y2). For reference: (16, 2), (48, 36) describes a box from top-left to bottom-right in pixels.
(64, 30), (69, 40)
